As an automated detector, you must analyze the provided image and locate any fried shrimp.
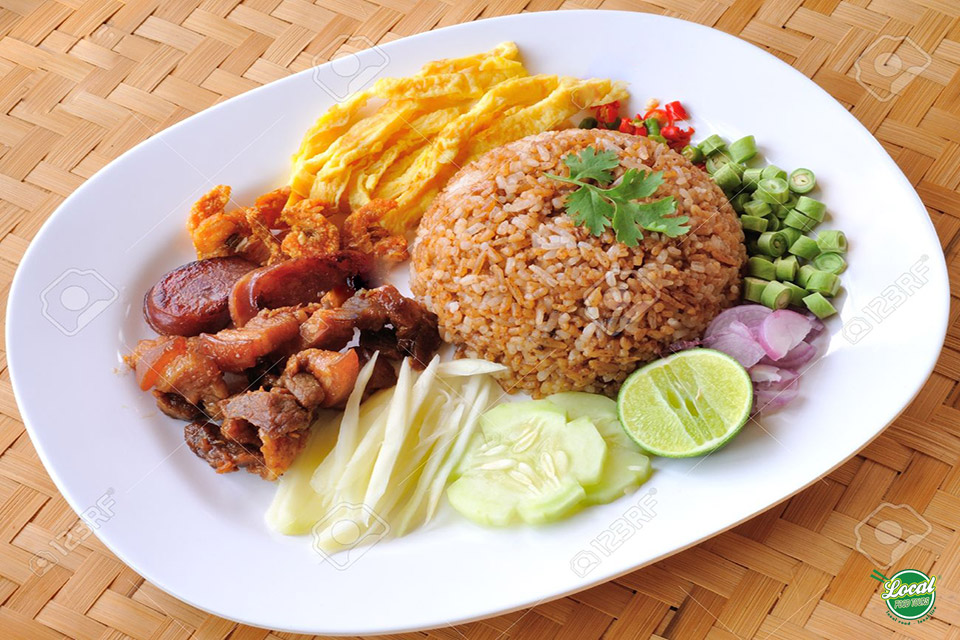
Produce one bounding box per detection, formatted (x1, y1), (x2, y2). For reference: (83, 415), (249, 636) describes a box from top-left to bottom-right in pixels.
(252, 186), (290, 229)
(187, 185), (231, 235)
(342, 199), (409, 262)
(189, 186), (289, 264)
(279, 199), (341, 258)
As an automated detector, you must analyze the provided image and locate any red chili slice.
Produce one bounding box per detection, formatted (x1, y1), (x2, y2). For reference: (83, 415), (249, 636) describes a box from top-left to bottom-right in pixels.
(665, 101), (689, 121)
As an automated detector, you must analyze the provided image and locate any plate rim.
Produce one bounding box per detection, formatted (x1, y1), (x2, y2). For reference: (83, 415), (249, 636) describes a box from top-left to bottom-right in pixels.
(5, 8), (951, 634)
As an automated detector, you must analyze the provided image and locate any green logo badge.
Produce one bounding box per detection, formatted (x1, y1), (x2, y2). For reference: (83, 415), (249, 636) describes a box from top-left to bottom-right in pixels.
(872, 568), (936, 623)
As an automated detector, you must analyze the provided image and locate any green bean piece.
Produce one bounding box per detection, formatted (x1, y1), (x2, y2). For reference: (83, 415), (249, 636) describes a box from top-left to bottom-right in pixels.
(730, 192), (751, 213)
(780, 227), (802, 246)
(747, 255), (777, 279)
(648, 134), (667, 144)
(775, 255), (799, 281)
(757, 231), (789, 257)
(789, 235), (821, 260)
(761, 165), (787, 181)
(578, 117), (598, 129)
(713, 163), (742, 191)
(788, 168), (816, 194)
(742, 167), (763, 191)
(682, 144), (704, 163)
(754, 177), (790, 204)
(761, 281), (792, 310)
(766, 215), (781, 231)
(781, 281), (809, 307)
(784, 210), (818, 232)
(728, 136), (758, 163)
(743, 277), (768, 303)
(772, 195), (798, 219)
(817, 229), (847, 253)
(805, 270), (841, 297)
(752, 254), (773, 263)
(812, 252), (847, 274)
(741, 215), (769, 233)
(797, 264), (817, 288)
(795, 195), (826, 220)
(706, 154), (741, 176)
(699, 134), (726, 156)
(802, 292), (838, 319)
(644, 117), (661, 136)
(742, 200), (771, 217)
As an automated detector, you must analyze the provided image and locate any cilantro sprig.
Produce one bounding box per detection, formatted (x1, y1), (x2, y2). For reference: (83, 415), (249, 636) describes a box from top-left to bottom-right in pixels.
(545, 147), (690, 246)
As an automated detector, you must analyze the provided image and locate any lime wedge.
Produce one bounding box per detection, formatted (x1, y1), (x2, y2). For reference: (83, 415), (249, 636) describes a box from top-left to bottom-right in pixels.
(617, 349), (752, 457)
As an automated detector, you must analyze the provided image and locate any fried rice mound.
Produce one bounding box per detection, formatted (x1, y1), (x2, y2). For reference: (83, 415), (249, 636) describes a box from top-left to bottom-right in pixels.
(410, 129), (745, 397)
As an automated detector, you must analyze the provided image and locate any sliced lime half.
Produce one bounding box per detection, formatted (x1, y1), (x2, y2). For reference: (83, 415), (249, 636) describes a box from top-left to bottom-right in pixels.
(617, 349), (752, 457)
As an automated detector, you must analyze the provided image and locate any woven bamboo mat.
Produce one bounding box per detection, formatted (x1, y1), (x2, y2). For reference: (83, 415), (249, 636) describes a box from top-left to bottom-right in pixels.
(0, 0), (958, 638)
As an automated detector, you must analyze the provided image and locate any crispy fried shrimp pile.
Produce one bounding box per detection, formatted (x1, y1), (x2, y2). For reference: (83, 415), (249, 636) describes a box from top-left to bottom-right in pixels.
(187, 187), (407, 265)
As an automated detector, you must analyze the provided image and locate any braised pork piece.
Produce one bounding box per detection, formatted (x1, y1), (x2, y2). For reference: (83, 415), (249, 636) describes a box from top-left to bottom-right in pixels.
(128, 253), (440, 479)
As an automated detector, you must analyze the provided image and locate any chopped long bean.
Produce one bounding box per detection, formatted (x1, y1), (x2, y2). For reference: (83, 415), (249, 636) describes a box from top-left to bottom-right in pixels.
(772, 196), (798, 219)
(795, 196), (826, 220)
(758, 231), (789, 257)
(743, 277), (768, 303)
(699, 134), (726, 156)
(817, 230), (847, 253)
(747, 256), (777, 279)
(741, 215), (769, 233)
(730, 192), (751, 213)
(644, 117), (661, 137)
(780, 227), (802, 246)
(729, 135), (758, 163)
(742, 200), (771, 217)
(803, 292), (837, 319)
(761, 165), (787, 181)
(783, 209), (817, 232)
(782, 281), (809, 306)
(797, 264), (817, 288)
(760, 281), (792, 310)
(682, 145), (704, 163)
(789, 168), (816, 194)
(789, 235), (821, 260)
(755, 178), (790, 204)
(775, 255), (799, 281)
(812, 252), (847, 274)
(712, 163), (741, 190)
(742, 167), (763, 191)
(805, 270), (841, 297)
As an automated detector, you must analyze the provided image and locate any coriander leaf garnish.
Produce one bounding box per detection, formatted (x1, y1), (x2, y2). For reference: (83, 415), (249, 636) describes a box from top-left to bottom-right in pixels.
(566, 187), (613, 235)
(545, 146), (690, 246)
(563, 147), (620, 183)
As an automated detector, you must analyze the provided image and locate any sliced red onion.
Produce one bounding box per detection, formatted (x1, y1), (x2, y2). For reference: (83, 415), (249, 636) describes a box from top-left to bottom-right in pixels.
(757, 310), (813, 360)
(703, 320), (766, 368)
(761, 340), (816, 370)
(704, 304), (830, 415)
(705, 305), (772, 340)
(754, 376), (800, 413)
(749, 364), (783, 383)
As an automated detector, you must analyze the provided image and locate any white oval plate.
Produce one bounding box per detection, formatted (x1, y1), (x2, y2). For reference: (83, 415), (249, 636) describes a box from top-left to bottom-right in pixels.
(6, 10), (949, 635)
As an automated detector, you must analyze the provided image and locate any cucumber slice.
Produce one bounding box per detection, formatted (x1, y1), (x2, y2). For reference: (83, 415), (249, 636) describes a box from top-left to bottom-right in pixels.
(546, 391), (653, 505)
(583, 448), (651, 505)
(546, 392), (632, 448)
(447, 401), (607, 526)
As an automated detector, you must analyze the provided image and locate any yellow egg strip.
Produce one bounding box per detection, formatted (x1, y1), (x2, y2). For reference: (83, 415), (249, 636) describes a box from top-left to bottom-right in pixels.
(467, 77), (629, 157)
